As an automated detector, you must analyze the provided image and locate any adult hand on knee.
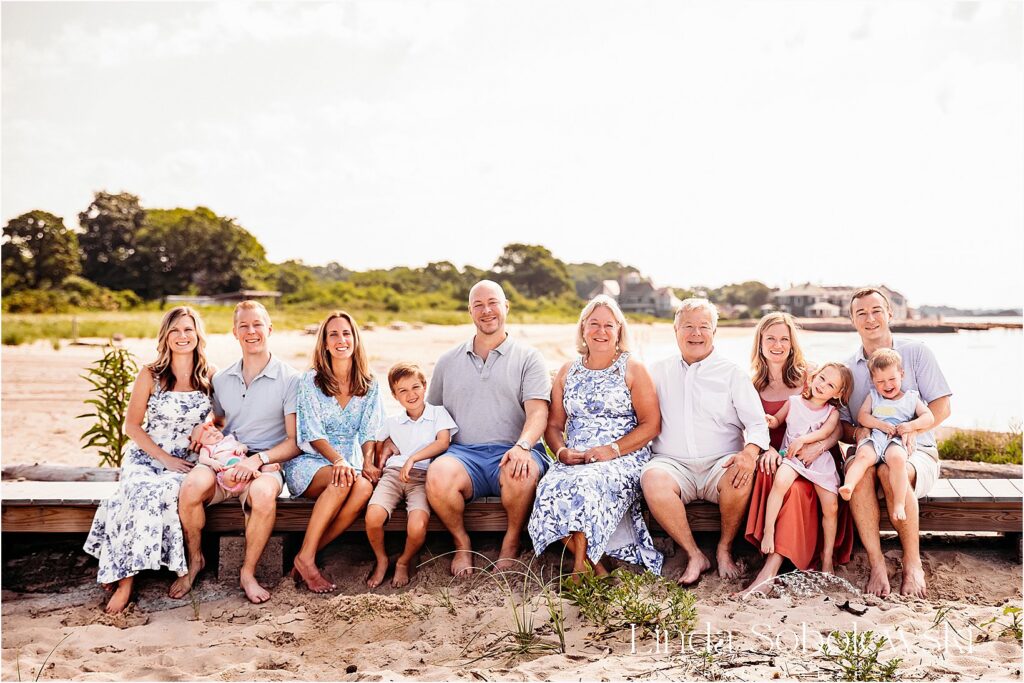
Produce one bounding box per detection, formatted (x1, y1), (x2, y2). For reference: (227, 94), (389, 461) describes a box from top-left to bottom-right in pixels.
(499, 448), (534, 480)
(722, 449), (756, 488)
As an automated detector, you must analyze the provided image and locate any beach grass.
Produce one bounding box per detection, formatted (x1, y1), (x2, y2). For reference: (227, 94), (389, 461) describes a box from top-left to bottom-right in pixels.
(938, 424), (1023, 465)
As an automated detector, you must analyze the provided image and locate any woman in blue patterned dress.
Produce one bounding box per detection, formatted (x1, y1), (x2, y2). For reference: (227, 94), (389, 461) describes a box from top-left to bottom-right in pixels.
(529, 295), (664, 577)
(286, 311), (385, 592)
(84, 307), (214, 614)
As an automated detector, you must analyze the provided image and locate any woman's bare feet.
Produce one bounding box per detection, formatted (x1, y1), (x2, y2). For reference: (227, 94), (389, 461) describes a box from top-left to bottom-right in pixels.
(821, 560), (834, 574)
(392, 560), (413, 588)
(168, 553), (205, 599)
(678, 551), (712, 585)
(293, 555), (335, 594)
(367, 556), (390, 588)
(104, 580), (133, 615)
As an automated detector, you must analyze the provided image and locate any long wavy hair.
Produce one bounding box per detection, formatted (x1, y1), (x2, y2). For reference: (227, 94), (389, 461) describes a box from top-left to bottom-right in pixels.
(311, 311), (373, 397)
(148, 306), (212, 395)
(751, 312), (807, 392)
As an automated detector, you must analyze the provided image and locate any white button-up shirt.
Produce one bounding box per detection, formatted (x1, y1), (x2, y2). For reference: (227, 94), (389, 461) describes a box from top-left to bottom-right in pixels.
(650, 349), (769, 462)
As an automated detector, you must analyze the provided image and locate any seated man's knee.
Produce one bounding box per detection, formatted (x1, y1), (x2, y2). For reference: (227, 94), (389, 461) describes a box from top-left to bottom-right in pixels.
(180, 468), (215, 501)
(426, 457), (459, 489)
(247, 479), (279, 509)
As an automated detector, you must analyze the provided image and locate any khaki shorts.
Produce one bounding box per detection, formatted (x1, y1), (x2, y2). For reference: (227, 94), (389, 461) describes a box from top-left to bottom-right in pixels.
(367, 467), (429, 518)
(844, 443), (939, 499)
(207, 468), (284, 511)
(641, 453), (733, 504)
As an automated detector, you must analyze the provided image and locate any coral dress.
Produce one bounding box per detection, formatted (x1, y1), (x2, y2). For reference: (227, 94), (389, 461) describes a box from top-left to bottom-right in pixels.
(744, 397), (853, 570)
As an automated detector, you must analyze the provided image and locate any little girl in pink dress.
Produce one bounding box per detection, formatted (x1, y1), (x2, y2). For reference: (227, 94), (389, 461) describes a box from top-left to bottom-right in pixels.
(760, 362), (854, 574)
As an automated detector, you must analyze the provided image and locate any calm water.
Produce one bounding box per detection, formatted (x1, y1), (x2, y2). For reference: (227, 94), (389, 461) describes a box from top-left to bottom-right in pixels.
(640, 328), (1022, 432)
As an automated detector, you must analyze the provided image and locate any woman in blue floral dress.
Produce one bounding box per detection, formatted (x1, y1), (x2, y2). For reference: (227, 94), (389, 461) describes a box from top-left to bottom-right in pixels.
(529, 295), (664, 577)
(286, 311), (385, 592)
(84, 307), (214, 614)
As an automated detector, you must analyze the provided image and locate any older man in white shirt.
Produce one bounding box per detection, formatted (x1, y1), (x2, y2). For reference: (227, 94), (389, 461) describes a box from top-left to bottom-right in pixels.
(641, 299), (769, 585)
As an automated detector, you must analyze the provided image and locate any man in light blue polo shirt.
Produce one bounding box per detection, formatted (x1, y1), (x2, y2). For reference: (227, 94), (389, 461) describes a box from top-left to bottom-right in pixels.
(425, 280), (552, 576)
(840, 288), (952, 599)
(173, 301), (301, 604)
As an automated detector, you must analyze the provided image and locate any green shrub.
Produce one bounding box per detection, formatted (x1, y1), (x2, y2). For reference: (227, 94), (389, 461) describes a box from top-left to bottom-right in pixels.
(78, 345), (139, 468)
(939, 425), (1022, 465)
(822, 630), (902, 681)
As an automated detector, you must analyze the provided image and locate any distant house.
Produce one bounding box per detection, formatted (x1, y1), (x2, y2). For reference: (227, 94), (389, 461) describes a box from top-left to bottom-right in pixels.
(772, 284), (907, 319)
(165, 290), (282, 307)
(590, 272), (681, 318)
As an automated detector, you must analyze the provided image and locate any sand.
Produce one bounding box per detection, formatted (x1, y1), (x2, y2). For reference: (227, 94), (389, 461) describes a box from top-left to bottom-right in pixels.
(2, 324), (1022, 680)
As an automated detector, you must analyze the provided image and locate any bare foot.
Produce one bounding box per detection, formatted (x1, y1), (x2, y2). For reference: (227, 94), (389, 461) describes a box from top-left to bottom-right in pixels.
(367, 557), (390, 589)
(716, 547), (741, 580)
(739, 566), (776, 598)
(293, 555), (335, 594)
(240, 572), (271, 604)
(900, 564), (927, 598)
(102, 582), (115, 593)
(451, 549), (475, 577)
(821, 560), (834, 575)
(168, 554), (205, 599)
(494, 537), (520, 572)
(864, 563), (891, 597)
(760, 534), (775, 555)
(838, 485), (853, 501)
(392, 560), (412, 588)
(892, 504), (907, 522)
(104, 583), (132, 615)
(678, 551), (712, 585)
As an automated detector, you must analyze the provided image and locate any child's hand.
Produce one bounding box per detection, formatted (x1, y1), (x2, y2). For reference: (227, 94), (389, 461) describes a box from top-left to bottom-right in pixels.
(400, 461), (413, 483)
(233, 444), (248, 456)
(895, 422), (913, 437)
(765, 414), (778, 429)
(882, 423), (898, 437)
(787, 439), (805, 457)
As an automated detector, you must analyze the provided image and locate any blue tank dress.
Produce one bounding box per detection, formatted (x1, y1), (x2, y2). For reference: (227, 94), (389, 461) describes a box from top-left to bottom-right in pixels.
(528, 353), (663, 574)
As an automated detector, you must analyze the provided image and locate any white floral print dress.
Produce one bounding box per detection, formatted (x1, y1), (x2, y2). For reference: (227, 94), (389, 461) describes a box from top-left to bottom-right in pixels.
(83, 380), (211, 583)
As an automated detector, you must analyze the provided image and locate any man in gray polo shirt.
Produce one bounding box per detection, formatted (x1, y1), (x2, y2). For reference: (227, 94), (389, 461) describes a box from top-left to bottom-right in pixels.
(425, 280), (552, 576)
(173, 301), (301, 604)
(840, 288), (952, 598)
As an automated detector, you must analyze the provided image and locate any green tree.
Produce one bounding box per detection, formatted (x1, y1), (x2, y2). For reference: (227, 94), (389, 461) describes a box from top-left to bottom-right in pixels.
(493, 243), (574, 299)
(136, 207), (269, 299)
(273, 259), (315, 295)
(78, 191), (145, 292)
(1, 211), (81, 292)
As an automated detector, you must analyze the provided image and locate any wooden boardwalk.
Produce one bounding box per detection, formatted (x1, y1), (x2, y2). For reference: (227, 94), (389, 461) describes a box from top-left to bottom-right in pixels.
(3, 478), (1021, 534)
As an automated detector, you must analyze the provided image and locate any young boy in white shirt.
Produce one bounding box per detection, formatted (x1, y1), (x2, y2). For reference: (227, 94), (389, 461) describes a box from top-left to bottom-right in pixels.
(366, 363), (458, 588)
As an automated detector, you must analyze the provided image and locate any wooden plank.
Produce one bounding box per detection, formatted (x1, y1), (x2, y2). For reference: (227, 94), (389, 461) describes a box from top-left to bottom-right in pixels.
(947, 479), (994, 503)
(978, 479), (1024, 503)
(1, 481), (117, 505)
(925, 479), (959, 502)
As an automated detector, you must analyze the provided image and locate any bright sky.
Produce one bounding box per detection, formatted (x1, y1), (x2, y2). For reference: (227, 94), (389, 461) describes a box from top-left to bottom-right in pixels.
(2, 1), (1021, 309)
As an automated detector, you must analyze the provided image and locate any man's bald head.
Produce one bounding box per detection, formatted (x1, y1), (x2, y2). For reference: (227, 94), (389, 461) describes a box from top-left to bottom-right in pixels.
(468, 279), (509, 337)
(468, 279), (507, 307)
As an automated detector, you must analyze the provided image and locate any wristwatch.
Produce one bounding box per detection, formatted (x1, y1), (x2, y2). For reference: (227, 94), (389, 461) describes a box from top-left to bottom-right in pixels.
(515, 439), (532, 452)
(257, 452), (270, 466)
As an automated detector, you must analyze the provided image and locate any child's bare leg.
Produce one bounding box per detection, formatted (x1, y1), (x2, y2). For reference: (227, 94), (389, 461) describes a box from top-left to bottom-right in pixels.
(814, 485), (839, 573)
(884, 445), (910, 522)
(761, 465), (798, 555)
(394, 510), (429, 588)
(260, 464), (281, 473)
(365, 505), (390, 588)
(839, 446), (876, 501)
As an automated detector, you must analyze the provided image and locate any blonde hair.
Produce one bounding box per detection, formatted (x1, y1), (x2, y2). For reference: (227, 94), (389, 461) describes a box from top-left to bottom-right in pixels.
(867, 347), (903, 375)
(233, 300), (271, 325)
(311, 311), (373, 397)
(576, 295), (632, 355)
(674, 298), (719, 329)
(388, 362), (426, 393)
(751, 312), (807, 392)
(148, 306), (212, 395)
(802, 361), (854, 408)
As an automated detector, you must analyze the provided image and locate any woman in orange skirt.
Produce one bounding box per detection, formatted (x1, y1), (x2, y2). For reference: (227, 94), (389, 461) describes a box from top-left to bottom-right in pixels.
(742, 313), (853, 596)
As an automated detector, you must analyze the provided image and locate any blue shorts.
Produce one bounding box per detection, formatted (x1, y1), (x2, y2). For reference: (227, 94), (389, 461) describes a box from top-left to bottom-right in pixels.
(442, 443), (550, 499)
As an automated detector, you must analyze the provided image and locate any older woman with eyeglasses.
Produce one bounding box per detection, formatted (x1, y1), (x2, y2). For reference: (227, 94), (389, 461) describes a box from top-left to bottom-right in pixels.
(528, 295), (663, 578)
